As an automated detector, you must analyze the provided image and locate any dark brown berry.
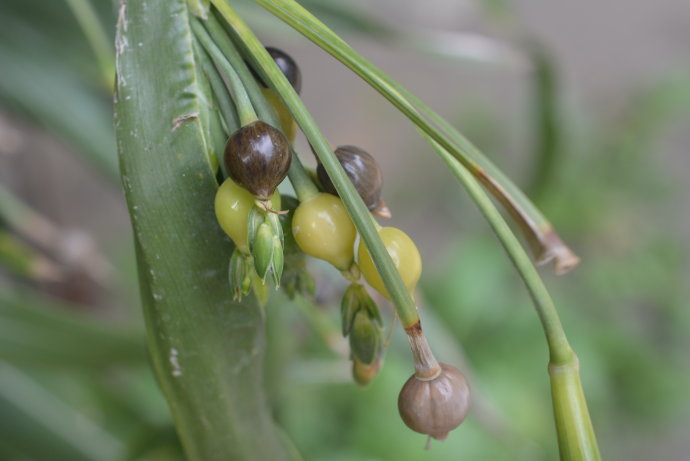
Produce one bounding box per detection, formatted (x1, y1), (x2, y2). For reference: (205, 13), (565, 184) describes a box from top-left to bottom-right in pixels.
(398, 363), (470, 440)
(224, 121), (291, 200)
(251, 47), (302, 94)
(317, 145), (384, 212)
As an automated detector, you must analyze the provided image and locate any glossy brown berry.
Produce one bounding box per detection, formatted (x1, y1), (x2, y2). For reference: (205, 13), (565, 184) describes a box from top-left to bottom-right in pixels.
(251, 47), (302, 94)
(398, 363), (470, 440)
(317, 145), (384, 212)
(224, 121), (291, 200)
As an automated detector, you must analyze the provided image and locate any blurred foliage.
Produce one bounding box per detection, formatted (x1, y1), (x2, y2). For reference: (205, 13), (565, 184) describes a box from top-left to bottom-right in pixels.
(1, 0), (689, 460)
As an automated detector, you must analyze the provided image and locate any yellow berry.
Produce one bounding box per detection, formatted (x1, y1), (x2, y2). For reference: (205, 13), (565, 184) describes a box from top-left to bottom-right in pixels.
(291, 193), (356, 271)
(262, 89), (297, 143)
(357, 226), (421, 298)
(214, 178), (280, 254)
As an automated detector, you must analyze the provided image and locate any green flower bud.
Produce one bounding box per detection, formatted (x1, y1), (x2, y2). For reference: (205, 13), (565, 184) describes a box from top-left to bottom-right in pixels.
(228, 248), (252, 301)
(267, 209), (284, 245)
(352, 358), (381, 388)
(252, 222), (275, 282)
(341, 283), (381, 336)
(247, 205), (264, 253)
(270, 234), (284, 287)
(341, 283), (360, 337)
(349, 309), (382, 365)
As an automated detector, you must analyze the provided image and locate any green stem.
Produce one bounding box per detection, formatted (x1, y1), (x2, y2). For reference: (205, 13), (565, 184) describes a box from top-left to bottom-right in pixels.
(251, 0), (579, 273)
(527, 43), (561, 200)
(200, 13), (318, 200)
(0, 230), (61, 282)
(65, 0), (114, 90)
(430, 137), (570, 360)
(192, 20), (257, 126)
(428, 137), (600, 459)
(0, 363), (124, 460)
(285, 154), (319, 200)
(212, 0), (420, 329)
(194, 41), (240, 135)
(294, 297), (346, 356)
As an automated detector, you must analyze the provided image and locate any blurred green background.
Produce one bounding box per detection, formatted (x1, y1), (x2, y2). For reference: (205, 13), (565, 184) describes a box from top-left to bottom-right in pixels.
(1, 0), (689, 460)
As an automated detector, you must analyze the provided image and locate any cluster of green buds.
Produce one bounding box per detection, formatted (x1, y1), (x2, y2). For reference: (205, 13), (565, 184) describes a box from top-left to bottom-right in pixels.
(247, 205), (284, 286)
(341, 283), (383, 387)
(195, 12), (470, 443)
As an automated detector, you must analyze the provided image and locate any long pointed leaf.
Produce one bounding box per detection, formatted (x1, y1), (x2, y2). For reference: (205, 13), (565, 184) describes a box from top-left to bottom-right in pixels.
(114, 1), (289, 459)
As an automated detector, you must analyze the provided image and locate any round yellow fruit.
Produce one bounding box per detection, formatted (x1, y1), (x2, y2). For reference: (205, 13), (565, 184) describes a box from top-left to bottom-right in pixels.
(291, 193), (356, 271)
(214, 178), (280, 253)
(358, 226), (421, 298)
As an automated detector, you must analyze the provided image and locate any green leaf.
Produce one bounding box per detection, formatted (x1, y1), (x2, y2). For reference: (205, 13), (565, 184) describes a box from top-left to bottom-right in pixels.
(114, 1), (290, 460)
(0, 364), (124, 461)
(0, 288), (143, 368)
(0, 0), (117, 180)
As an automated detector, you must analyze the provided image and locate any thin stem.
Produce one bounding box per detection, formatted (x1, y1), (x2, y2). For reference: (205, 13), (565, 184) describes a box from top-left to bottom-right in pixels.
(0, 230), (62, 282)
(285, 153), (319, 200)
(201, 13), (318, 200)
(194, 41), (240, 135)
(294, 297), (348, 356)
(429, 137), (571, 363)
(211, 0), (420, 329)
(65, 0), (114, 90)
(250, 0), (579, 274)
(192, 20), (257, 126)
(427, 137), (600, 460)
(406, 325), (441, 380)
(0, 183), (112, 285)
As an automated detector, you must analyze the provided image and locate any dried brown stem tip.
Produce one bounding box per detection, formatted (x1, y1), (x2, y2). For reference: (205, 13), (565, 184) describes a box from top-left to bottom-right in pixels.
(533, 228), (581, 275)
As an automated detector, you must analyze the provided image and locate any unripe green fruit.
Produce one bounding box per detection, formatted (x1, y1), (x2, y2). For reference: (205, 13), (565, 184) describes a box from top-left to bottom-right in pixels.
(214, 178), (280, 254)
(357, 227), (421, 298)
(291, 193), (356, 271)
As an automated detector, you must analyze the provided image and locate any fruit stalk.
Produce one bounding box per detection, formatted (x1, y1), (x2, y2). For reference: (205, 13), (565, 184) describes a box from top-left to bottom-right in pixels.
(429, 137), (601, 460)
(405, 322), (441, 380)
(192, 20), (257, 126)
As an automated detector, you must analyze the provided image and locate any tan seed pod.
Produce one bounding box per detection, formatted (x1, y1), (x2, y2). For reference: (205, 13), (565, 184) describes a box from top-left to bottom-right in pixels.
(397, 363), (470, 440)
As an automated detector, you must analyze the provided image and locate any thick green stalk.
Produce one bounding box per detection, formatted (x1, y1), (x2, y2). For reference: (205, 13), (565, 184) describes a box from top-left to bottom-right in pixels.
(211, 0), (420, 329)
(114, 1), (289, 459)
(251, 0), (579, 274)
(430, 137), (600, 460)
